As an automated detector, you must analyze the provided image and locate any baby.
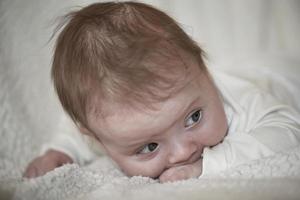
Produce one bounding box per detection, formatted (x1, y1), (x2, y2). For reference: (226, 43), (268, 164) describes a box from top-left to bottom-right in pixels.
(24, 1), (300, 182)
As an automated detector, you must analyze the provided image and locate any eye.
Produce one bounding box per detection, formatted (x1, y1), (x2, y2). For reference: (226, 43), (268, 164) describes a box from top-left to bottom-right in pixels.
(138, 143), (159, 154)
(185, 109), (202, 128)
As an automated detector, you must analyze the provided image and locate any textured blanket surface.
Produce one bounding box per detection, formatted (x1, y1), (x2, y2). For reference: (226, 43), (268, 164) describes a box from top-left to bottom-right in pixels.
(1, 146), (300, 200)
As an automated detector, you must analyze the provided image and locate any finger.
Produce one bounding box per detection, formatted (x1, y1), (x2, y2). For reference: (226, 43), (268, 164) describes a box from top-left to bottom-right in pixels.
(23, 166), (38, 178)
(159, 167), (181, 183)
(159, 160), (203, 183)
(35, 166), (48, 177)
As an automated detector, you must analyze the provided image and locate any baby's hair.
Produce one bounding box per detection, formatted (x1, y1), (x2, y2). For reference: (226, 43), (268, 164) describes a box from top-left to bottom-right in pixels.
(51, 1), (206, 129)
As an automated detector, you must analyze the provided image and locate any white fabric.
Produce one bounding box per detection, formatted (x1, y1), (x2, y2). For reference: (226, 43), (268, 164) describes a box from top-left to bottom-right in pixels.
(202, 69), (300, 175)
(40, 115), (98, 165)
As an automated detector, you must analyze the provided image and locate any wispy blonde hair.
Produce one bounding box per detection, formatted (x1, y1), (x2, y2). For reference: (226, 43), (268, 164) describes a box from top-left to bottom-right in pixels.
(52, 1), (206, 129)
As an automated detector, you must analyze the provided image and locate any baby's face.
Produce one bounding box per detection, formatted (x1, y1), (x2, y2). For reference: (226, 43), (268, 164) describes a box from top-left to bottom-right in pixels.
(87, 64), (228, 179)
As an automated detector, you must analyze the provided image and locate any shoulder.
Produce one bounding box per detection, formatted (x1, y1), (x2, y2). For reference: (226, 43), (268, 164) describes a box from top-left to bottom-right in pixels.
(209, 67), (295, 110)
(209, 68), (300, 132)
(209, 68), (272, 112)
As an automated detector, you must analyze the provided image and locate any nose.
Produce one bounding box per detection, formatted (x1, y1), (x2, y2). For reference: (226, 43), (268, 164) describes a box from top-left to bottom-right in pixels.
(168, 136), (197, 165)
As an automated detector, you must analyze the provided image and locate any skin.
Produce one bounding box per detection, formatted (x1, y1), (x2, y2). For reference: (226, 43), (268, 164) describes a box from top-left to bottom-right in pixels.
(24, 149), (73, 178)
(86, 63), (228, 182)
(24, 62), (228, 182)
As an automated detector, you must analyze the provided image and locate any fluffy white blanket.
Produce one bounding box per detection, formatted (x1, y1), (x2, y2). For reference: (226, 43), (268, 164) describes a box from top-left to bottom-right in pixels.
(2, 145), (300, 200)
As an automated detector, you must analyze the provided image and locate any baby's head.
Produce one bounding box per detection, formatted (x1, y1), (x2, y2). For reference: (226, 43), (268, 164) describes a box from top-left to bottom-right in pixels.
(52, 1), (227, 179)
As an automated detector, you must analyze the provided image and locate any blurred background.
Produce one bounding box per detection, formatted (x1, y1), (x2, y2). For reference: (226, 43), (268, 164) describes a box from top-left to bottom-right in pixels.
(0, 0), (299, 166)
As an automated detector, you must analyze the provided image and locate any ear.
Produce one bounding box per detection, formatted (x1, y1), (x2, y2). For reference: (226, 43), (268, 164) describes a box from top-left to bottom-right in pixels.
(78, 125), (92, 136)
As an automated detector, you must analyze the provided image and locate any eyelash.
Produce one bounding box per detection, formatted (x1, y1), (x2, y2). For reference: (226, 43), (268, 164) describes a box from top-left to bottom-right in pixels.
(137, 142), (159, 155)
(185, 109), (203, 128)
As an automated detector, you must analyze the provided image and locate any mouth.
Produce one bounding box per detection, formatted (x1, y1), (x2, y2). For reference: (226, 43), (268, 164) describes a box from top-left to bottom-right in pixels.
(152, 150), (204, 180)
(155, 152), (203, 181)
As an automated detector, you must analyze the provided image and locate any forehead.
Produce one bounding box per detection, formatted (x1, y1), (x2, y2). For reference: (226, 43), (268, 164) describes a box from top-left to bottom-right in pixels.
(99, 92), (191, 138)
(87, 67), (209, 142)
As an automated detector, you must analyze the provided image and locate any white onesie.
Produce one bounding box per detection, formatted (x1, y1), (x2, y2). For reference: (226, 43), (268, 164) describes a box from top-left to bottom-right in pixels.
(42, 67), (300, 176)
(202, 68), (300, 175)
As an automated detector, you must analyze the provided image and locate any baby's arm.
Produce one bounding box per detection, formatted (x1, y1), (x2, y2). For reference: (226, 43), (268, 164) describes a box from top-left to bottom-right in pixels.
(159, 159), (203, 183)
(202, 92), (300, 176)
(24, 149), (73, 178)
(24, 114), (96, 178)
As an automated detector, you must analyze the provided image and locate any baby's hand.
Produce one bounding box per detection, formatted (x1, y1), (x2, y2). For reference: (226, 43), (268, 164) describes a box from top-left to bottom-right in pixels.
(159, 159), (203, 183)
(23, 150), (73, 178)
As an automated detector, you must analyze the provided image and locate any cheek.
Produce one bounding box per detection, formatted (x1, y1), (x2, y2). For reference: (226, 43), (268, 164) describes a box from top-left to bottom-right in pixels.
(197, 107), (228, 146)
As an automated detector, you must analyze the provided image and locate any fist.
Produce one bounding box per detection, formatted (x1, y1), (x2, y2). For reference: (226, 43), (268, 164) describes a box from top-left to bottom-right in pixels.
(159, 159), (203, 183)
(23, 149), (73, 178)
